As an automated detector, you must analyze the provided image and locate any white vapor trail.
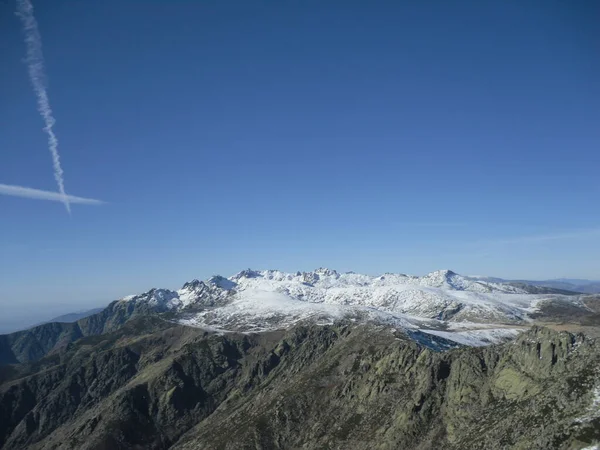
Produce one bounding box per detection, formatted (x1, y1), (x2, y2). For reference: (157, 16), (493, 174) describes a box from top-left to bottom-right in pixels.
(16, 0), (71, 214)
(0, 184), (104, 205)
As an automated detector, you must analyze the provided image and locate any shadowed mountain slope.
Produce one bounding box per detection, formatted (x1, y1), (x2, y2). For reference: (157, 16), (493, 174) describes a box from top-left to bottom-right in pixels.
(0, 319), (599, 450)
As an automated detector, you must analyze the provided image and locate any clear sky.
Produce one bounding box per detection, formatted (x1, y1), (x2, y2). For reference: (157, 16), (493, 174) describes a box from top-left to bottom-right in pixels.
(0, 0), (599, 327)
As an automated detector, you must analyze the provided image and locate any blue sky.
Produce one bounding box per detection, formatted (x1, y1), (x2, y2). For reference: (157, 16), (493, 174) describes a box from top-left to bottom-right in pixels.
(0, 0), (599, 325)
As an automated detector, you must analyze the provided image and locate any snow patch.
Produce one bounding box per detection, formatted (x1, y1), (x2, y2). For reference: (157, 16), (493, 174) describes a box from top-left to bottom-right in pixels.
(421, 328), (522, 347)
(178, 289), (418, 333)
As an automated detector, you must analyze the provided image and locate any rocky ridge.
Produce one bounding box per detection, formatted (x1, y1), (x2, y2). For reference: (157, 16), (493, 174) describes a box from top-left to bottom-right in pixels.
(0, 320), (599, 449)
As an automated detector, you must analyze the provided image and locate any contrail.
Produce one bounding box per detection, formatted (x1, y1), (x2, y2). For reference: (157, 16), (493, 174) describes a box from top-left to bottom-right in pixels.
(16, 0), (71, 214)
(0, 184), (104, 205)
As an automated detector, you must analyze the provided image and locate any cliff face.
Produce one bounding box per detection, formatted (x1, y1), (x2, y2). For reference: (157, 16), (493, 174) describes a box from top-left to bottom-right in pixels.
(0, 320), (599, 450)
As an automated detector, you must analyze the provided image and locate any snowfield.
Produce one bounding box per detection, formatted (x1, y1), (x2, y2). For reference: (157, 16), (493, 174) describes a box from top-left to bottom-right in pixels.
(121, 268), (584, 347)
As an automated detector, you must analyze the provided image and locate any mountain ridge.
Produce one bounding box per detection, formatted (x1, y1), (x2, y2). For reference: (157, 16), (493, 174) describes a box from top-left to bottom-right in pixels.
(469, 275), (600, 294)
(1, 320), (599, 449)
(1, 268), (597, 365)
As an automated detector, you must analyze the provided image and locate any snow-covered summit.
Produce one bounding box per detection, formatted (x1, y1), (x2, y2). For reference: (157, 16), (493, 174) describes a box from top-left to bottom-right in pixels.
(207, 275), (237, 290)
(416, 269), (525, 293)
(229, 268), (528, 294)
(119, 288), (179, 310)
(119, 268), (583, 346)
(313, 267), (340, 277)
(231, 269), (262, 280)
(120, 268), (534, 319)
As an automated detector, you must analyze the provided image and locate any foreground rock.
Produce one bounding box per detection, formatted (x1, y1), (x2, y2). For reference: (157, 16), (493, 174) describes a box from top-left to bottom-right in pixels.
(0, 318), (599, 449)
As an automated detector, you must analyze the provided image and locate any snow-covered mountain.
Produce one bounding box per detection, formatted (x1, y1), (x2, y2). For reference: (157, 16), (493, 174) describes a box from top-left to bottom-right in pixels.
(119, 268), (586, 346)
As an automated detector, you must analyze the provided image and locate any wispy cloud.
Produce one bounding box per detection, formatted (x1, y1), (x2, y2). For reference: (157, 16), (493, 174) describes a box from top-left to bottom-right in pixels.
(0, 184), (104, 205)
(16, 0), (70, 213)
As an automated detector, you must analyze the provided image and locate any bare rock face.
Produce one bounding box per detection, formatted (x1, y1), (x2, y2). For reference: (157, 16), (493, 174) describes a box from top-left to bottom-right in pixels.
(0, 319), (599, 450)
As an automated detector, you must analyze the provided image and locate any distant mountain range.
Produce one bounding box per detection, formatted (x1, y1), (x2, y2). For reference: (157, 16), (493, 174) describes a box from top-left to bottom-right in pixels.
(37, 308), (105, 326)
(0, 307), (107, 335)
(8, 271), (594, 335)
(469, 276), (600, 294)
(12, 272), (592, 338)
(1, 268), (600, 449)
(2, 268), (599, 366)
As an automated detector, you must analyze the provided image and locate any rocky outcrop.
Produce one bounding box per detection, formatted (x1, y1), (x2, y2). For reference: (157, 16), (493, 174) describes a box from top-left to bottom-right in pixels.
(0, 321), (599, 449)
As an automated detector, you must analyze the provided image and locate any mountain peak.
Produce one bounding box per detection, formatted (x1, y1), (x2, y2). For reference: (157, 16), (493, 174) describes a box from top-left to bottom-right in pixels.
(231, 269), (262, 280)
(313, 267), (339, 277)
(182, 279), (204, 290)
(428, 269), (457, 277)
(208, 275), (237, 290)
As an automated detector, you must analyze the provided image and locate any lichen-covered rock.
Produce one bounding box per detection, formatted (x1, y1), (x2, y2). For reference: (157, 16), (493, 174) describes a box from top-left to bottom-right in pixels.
(0, 321), (599, 449)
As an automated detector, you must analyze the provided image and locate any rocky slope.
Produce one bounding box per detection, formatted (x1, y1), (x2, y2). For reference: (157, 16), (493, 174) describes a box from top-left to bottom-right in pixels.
(0, 319), (599, 449)
(0, 296), (173, 365)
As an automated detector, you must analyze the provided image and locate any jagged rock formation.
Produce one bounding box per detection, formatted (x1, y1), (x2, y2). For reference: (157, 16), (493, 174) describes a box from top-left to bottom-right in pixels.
(0, 319), (599, 449)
